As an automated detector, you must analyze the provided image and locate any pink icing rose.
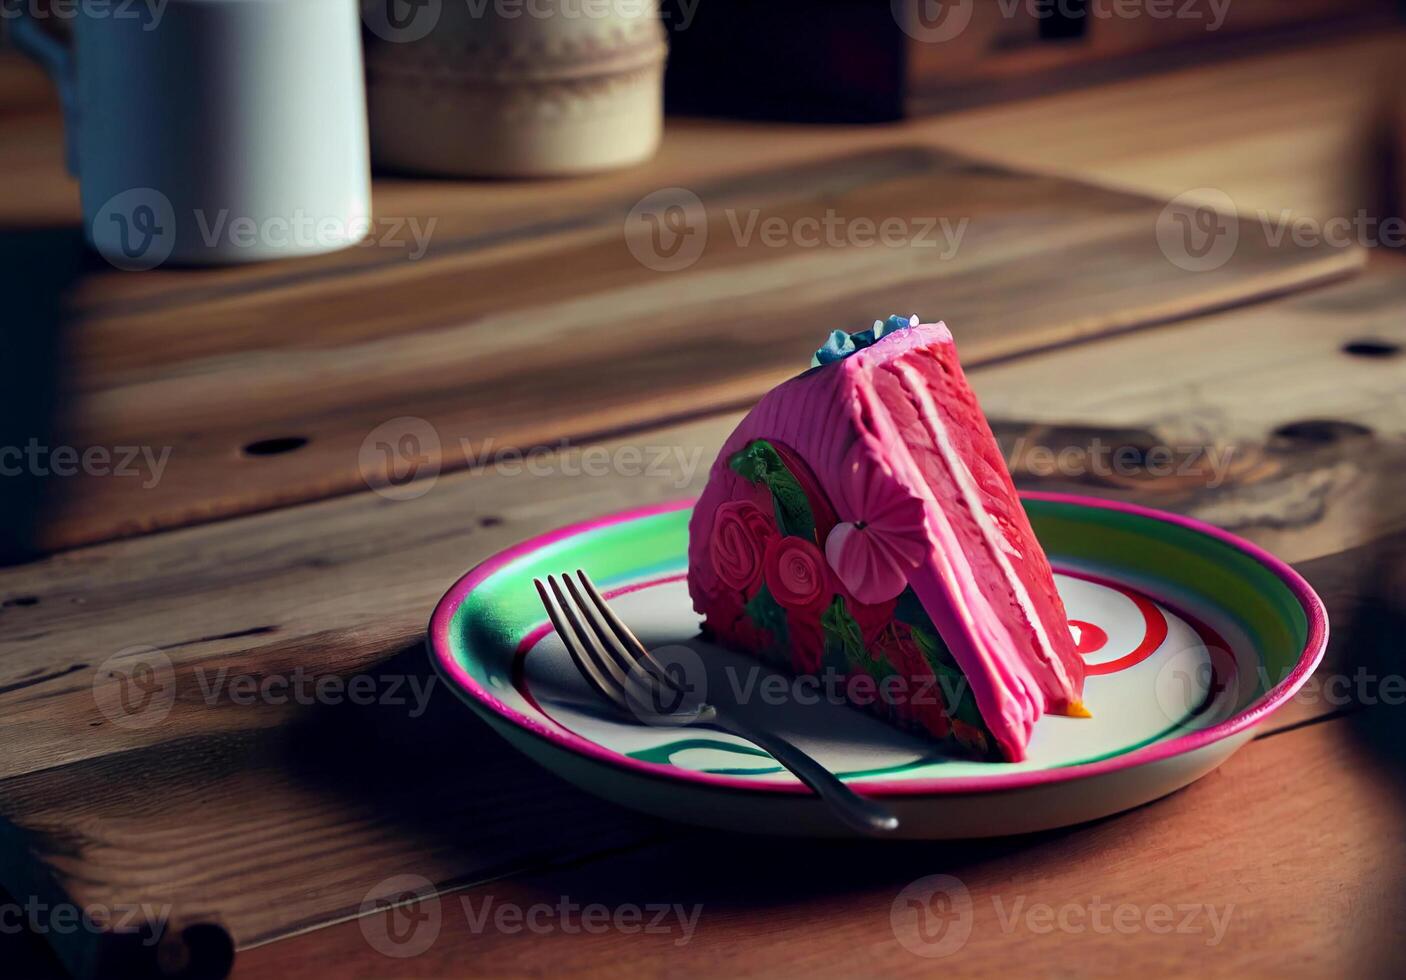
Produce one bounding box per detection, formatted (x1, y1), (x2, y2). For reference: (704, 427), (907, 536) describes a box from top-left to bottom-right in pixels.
(763, 535), (831, 614)
(824, 441), (928, 603)
(710, 500), (777, 593)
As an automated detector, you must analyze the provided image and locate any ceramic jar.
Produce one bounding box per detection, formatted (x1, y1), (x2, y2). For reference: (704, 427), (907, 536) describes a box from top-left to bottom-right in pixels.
(363, 0), (667, 177)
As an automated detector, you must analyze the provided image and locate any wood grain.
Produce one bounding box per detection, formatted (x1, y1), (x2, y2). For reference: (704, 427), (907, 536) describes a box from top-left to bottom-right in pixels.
(2, 28), (1403, 977)
(2, 272), (1405, 971)
(229, 711), (1406, 979)
(5, 32), (1396, 560)
(985, 268), (1406, 562)
(7, 144), (1359, 556)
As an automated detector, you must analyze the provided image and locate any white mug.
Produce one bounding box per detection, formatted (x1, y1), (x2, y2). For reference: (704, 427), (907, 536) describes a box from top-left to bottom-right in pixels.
(11, 0), (372, 268)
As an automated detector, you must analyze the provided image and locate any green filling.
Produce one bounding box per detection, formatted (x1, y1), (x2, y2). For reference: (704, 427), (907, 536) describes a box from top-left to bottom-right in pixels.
(729, 440), (816, 540)
(911, 623), (984, 730)
(744, 584), (790, 648)
(820, 596), (869, 672)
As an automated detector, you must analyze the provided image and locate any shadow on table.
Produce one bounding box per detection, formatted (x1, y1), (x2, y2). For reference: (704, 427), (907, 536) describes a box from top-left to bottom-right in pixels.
(278, 640), (667, 874)
(0, 223), (84, 565)
(0, 886), (70, 978)
(1335, 519), (1406, 976)
(276, 638), (1072, 892)
(277, 638), (1074, 864)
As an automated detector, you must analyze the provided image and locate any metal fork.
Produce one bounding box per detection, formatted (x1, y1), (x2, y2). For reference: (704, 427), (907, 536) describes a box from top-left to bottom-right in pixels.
(533, 570), (899, 836)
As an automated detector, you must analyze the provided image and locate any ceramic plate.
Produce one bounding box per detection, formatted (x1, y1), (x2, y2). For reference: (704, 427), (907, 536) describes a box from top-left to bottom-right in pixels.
(428, 494), (1327, 838)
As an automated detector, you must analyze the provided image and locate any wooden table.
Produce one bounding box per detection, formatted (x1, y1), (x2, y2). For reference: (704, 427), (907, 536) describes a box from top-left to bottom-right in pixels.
(4, 29), (1406, 979)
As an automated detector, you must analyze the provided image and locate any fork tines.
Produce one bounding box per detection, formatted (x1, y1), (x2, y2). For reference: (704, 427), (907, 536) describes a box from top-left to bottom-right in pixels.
(533, 570), (678, 715)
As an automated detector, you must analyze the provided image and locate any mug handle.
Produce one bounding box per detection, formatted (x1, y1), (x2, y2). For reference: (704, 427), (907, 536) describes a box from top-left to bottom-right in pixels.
(9, 12), (80, 175)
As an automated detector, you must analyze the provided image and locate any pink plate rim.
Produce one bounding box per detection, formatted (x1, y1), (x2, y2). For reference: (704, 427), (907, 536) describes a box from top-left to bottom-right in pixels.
(427, 493), (1329, 798)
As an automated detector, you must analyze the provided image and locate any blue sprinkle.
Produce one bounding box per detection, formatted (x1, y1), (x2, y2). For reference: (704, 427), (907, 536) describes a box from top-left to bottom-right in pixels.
(812, 314), (921, 367)
(812, 329), (857, 366)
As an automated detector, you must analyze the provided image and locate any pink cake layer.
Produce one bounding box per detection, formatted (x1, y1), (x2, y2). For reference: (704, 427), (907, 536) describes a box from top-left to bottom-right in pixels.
(687, 322), (1085, 760)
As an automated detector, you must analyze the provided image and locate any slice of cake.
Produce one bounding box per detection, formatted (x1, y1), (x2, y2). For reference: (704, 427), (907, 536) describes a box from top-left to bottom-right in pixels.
(687, 316), (1087, 762)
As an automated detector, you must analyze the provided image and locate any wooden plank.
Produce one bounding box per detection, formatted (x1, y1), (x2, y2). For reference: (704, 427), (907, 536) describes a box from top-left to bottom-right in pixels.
(2, 142), (1357, 556)
(919, 30), (1402, 224)
(0, 678), (666, 977)
(983, 268), (1406, 562)
(2, 272), (1405, 969)
(228, 711), (1406, 978)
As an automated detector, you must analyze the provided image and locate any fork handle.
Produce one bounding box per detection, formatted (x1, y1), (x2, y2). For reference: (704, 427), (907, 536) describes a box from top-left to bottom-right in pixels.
(703, 706), (900, 836)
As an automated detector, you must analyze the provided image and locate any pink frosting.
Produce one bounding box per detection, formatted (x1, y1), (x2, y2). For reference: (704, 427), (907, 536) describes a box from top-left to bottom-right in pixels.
(824, 440), (929, 603)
